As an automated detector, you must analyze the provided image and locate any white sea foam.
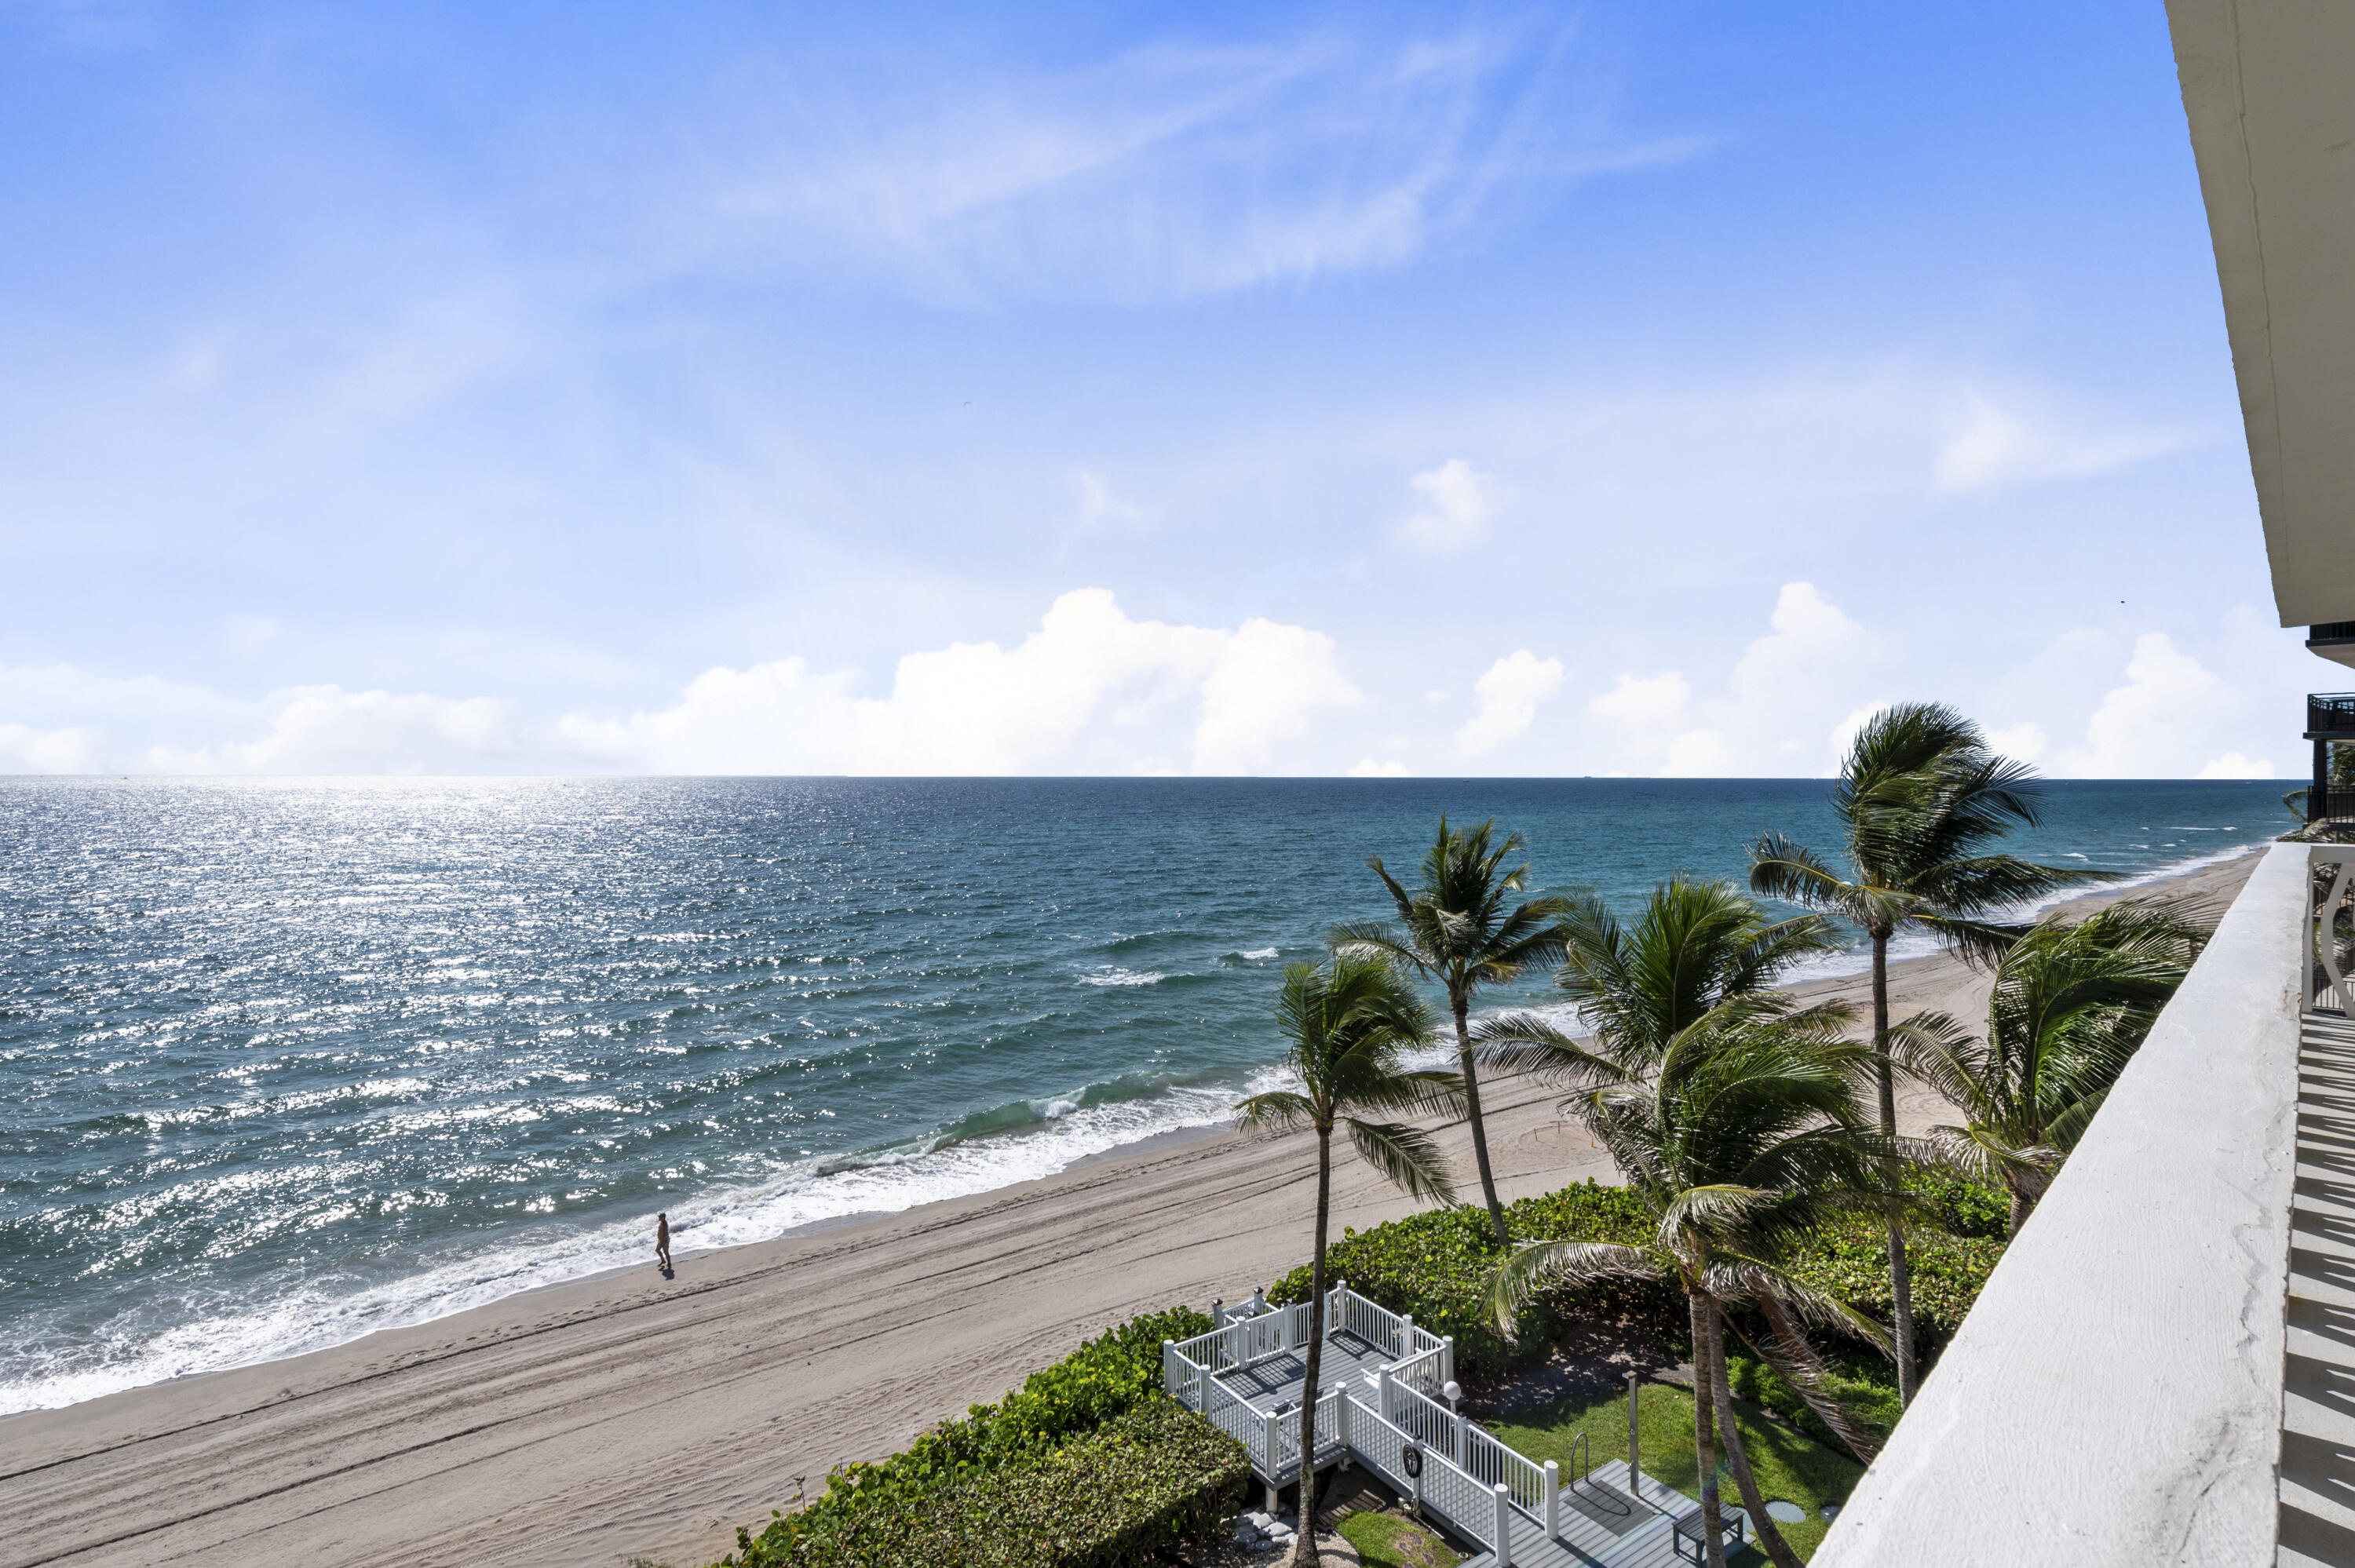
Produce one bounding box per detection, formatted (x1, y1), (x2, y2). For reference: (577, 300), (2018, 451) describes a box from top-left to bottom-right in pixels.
(0, 1077), (1247, 1417)
(2, 833), (2272, 1420)
(1238, 947), (1279, 961)
(1078, 967), (1167, 986)
(1712, 839), (2271, 988)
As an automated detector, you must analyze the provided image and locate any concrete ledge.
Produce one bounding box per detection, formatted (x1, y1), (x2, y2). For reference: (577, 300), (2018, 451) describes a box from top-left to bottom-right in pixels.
(1811, 842), (2304, 1568)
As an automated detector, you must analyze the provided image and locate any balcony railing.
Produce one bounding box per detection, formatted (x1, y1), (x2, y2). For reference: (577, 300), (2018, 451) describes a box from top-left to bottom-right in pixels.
(2306, 693), (2355, 738)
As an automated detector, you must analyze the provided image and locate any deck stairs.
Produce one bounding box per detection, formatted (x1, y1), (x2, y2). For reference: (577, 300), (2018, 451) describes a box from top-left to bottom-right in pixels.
(1164, 1285), (1749, 1567)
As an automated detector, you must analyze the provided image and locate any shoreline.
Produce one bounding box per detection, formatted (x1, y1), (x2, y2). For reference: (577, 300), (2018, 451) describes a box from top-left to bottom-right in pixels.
(12, 834), (2274, 1424)
(0, 845), (2268, 1568)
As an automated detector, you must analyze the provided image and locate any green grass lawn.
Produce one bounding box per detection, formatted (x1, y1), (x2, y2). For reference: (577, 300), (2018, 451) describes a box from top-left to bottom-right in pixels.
(1335, 1508), (1462, 1568)
(1486, 1382), (1864, 1563)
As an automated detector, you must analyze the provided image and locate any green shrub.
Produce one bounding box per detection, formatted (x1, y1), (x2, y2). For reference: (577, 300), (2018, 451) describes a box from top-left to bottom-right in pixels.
(723, 1397), (1246, 1568)
(1265, 1182), (1675, 1377)
(1904, 1171), (2010, 1240)
(710, 1305), (1213, 1563)
(1724, 1347), (1904, 1456)
(988, 1307), (1211, 1457)
(1783, 1223), (2005, 1343)
(1264, 1174), (2010, 1381)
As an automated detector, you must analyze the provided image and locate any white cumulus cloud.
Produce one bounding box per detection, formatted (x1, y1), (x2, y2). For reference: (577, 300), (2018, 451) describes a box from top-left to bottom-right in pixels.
(1589, 671), (1691, 729)
(2196, 750), (2274, 779)
(1988, 721), (2049, 764)
(1653, 582), (1883, 776)
(1456, 651), (1564, 755)
(561, 588), (1359, 775)
(148, 688), (527, 774)
(1397, 458), (1498, 553)
(2059, 633), (2247, 778)
(0, 724), (104, 773)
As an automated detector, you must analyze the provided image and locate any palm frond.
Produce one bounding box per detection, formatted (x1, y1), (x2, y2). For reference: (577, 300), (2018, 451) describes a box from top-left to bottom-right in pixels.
(1712, 1255), (1895, 1358)
(1747, 837), (1863, 916)
(1487, 1238), (1661, 1332)
(1325, 919), (1428, 975)
(1236, 1089), (1315, 1134)
(1469, 1012), (1628, 1086)
(2042, 1087), (2110, 1152)
(1718, 1278), (1886, 1462)
(1345, 1118), (1459, 1205)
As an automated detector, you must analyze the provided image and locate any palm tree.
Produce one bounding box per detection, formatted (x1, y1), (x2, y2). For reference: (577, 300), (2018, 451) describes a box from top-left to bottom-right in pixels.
(1747, 702), (2093, 1405)
(1237, 954), (1466, 1568)
(1330, 816), (1568, 1245)
(1546, 875), (1848, 1070)
(1891, 898), (2204, 1236)
(1486, 1002), (1896, 1568)
(1476, 877), (1883, 1462)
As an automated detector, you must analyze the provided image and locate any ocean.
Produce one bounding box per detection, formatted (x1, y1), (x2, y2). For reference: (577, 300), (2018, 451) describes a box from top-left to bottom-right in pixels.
(0, 775), (2284, 1415)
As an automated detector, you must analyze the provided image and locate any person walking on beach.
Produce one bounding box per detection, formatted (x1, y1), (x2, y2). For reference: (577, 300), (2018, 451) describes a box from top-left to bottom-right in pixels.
(655, 1212), (672, 1273)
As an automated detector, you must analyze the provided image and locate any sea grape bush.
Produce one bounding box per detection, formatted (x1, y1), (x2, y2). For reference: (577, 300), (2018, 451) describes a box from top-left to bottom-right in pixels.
(1904, 1171), (2010, 1240)
(1726, 1347), (1904, 1453)
(1784, 1226), (2006, 1341)
(721, 1397), (1246, 1568)
(987, 1308), (1201, 1455)
(1267, 1175), (2009, 1378)
(708, 1305), (1214, 1566)
(1265, 1181), (1670, 1377)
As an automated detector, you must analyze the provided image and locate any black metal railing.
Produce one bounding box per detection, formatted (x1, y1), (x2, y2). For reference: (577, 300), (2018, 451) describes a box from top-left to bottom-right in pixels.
(2313, 622), (2355, 644)
(2310, 694), (2355, 737)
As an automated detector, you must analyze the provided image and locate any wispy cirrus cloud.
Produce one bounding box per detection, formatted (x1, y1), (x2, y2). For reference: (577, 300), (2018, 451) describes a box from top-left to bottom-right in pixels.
(692, 25), (1709, 305)
(1931, 388), (2204, 493)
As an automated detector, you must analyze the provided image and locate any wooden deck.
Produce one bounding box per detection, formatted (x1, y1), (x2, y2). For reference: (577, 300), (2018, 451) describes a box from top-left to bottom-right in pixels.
(1212, 1328), (1397, 1414)
(1455, 1462), (1756, 1568)
(1203, 1322), (1753, 1568)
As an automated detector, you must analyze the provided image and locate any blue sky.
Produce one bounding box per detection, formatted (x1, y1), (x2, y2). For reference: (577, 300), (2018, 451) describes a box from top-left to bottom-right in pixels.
(0, 0), (2314, 776)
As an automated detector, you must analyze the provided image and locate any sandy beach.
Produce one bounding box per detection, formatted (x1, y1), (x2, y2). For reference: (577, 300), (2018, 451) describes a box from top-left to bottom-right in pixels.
(0, 848), (2265, 1568)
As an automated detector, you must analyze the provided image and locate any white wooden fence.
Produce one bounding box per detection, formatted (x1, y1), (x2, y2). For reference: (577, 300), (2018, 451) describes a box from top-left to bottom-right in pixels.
(1163, 1284), (1555, 1563)
(1167, 1281), (1454, 1388)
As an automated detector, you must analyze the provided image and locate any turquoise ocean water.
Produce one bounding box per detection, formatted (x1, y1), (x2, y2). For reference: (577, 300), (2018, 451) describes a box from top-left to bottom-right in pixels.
(0, 776), (2284, 1413)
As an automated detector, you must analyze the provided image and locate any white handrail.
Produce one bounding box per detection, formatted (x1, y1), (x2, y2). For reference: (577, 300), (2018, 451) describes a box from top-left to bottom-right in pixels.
(1175, 1363), (1262, 1471)
(1340, 1388), (1499, 1553)
(1463, 1421), (1546, 1514)
(1388, 1341), (1448, 1395)
(1263, 1384), (1348, 1480)
(1167, 1282), (1550, 1548)
(1380, 1376), (1546, 1522)
(1337, 1282), (1407, 1357)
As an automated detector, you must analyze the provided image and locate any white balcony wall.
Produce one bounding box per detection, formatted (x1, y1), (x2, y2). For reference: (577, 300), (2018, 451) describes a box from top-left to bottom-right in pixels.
(1811, 843), (2305, 1568)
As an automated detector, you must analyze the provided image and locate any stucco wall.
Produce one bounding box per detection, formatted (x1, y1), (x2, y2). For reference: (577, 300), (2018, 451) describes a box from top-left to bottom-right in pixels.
(1810, 841), (2303, 1566)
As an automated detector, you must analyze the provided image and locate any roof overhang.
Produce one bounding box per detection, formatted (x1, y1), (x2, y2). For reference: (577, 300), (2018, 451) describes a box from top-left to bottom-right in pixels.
(2311, 625), (2355, 669)
(2166, 0), (2355, 629)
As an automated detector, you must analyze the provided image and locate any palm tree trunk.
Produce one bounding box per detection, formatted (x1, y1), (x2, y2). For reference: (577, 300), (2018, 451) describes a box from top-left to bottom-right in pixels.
(2006, 1178), (2032, 1239)
(1706, 1302), (1804, 1568)
(1292, 1126), (1332, 1567)
(1872, 929), (1918, 1408)
(1688, 1289), (1728, 1568)
(1455, 997), (1509, 1247)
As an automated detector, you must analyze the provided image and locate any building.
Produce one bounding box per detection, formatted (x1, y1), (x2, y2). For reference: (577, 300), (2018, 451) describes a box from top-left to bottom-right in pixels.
(1809, 6), (2355, 1565)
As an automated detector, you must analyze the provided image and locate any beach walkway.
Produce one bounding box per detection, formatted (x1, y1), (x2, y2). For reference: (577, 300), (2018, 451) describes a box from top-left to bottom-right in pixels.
(1165, 1286), (1747, 1567)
